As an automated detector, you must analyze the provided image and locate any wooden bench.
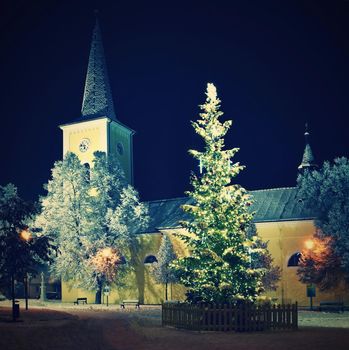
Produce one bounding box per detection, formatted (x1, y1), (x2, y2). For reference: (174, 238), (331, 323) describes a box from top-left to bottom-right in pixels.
(319, 301), (344, 313)
(73, 297), (87, 305)
(120, 300), (140, 309)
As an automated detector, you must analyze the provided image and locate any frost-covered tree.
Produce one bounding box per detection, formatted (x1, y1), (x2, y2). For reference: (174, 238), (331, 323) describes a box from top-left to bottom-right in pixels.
(297, 157), (349, 289)
(297, 232), (340, 291)
(247, 223), (280, 291)
(0, 184), (51, 319)
(36, 152), (148, 303)
(151, 235), (178, 301)
(173, 83), (266, 303)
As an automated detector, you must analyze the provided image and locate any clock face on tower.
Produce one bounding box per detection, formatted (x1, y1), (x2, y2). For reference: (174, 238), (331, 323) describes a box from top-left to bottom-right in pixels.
(79, 138), (90, 153)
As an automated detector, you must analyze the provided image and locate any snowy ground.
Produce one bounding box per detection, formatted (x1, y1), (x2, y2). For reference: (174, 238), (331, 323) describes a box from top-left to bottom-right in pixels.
(1, 300), (349, 350)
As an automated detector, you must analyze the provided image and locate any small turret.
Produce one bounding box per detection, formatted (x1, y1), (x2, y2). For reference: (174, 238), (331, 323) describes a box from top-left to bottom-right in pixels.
(298, 123), (318, 172)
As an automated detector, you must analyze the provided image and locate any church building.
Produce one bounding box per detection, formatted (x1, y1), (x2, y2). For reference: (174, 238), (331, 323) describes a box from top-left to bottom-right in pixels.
(59, 20), (349, 306)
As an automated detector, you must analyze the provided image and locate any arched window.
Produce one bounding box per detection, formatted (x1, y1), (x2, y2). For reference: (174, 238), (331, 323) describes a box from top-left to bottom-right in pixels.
(287, 252), (301, 267)
(83, 163), (90, 182)
(144, 255), (158, 264)
(117, 256), (127, 265)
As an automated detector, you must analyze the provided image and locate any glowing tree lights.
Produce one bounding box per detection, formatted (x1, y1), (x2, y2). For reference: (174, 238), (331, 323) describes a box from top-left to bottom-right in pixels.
(173, 83), (266, 303)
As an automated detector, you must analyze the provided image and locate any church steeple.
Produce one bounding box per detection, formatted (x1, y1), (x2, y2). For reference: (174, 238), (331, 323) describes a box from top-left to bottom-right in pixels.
(81, 18), (116, 120)
(60, 17), (135, 184)
(298, 123), (318, 172)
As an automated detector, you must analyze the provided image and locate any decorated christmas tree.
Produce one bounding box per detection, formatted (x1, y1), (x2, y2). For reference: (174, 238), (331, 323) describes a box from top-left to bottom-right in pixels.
(174, 83), (265, 303)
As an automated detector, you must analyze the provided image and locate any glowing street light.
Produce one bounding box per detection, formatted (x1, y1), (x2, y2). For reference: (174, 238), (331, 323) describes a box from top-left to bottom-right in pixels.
(20, 229), (32, 242)
(101, 247), (113, 258)
(304, 239), (314, 250)
(90, 247), (122, 306)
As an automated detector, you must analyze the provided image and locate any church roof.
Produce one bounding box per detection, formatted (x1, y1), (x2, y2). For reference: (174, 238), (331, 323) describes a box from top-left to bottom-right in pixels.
(142, 187), (315, 233)
(81, 19), (116, 120)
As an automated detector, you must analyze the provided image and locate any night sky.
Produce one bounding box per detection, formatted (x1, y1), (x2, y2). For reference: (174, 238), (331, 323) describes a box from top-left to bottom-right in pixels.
(1, 0), (349, 202)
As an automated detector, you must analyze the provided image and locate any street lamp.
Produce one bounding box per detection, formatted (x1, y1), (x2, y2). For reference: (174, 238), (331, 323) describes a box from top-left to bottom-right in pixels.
(20, 228), (32, 310)
(91, 247), (122, 305)
(20, 229), (32, 242)
(304, 239), (314, 250)
(304, 238), (315, 310)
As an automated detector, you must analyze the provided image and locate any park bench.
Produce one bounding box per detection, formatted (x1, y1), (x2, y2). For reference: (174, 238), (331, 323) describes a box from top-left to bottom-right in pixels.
(120, 300), (140, 309)
(319, 301), (344, 313)
(73, 297), (87, 305)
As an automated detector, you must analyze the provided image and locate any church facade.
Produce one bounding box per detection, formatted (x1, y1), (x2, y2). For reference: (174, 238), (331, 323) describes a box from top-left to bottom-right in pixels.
(60, 20), (348, 306)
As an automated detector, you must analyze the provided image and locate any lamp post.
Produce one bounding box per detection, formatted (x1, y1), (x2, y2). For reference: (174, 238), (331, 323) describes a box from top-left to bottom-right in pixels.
(91, 247), (123, 305)
(40, 272), (46, 302)
(304, 239), (315, 310)
(20, 229), (32, 310)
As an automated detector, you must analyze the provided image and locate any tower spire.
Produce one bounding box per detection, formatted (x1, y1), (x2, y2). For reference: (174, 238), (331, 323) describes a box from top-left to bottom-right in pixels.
(81, 18), (116, 120)
(298, 123), (318, 172)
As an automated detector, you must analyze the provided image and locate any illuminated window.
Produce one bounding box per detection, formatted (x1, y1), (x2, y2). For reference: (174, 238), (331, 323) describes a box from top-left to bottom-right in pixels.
(144, 255), (158, 264)
(287, 252), (301, 267)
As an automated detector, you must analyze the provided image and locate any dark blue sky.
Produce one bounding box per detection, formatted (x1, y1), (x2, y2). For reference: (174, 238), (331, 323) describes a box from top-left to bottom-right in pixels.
(1, 0), (349, 202)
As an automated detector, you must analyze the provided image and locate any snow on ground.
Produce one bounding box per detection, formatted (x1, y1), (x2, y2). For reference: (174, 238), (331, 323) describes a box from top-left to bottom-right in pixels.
(1, 301), (349, 350)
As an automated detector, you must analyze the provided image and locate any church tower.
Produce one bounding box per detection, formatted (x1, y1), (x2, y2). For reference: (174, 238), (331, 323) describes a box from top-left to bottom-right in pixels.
(59, 19), (135, 184)
(298, 123), (318, 172)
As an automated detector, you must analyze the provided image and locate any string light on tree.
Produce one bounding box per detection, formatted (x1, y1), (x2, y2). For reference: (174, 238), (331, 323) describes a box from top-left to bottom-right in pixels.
(173, 83), (267, 303)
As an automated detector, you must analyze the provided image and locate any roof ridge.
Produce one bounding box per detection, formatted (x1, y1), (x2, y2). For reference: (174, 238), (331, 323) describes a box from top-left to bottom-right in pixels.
(144, 187), (299, 203)
(250, 186), (297, 193)
(144, 196), (188, 204)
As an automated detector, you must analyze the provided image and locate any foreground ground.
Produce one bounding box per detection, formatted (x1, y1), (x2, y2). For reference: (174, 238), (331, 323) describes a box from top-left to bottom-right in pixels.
(1, 301), (349, 350)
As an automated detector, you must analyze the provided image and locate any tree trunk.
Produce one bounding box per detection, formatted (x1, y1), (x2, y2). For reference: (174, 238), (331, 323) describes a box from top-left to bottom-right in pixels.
(24, 274), (28, 310)
(95, 289), (101, 304)
(165, 282), (168, 301)
(11, 274), (16, 321)
(95, 280), (102, 304)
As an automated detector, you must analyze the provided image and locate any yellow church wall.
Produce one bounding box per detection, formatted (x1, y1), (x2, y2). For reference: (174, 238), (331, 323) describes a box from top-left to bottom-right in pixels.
(60, 118), (109, 165)
(255, 220), (315, 305)
(255, 220), (349, 306)
(61, 232), (187, 304)
(109, 121), (133, 184)
(132, 232), (187, 304)
(61, 219), (349, 306)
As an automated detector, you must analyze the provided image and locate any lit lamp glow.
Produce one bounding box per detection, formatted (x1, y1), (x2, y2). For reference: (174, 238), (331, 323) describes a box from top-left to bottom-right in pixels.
(20, 229), (32, 242)
(304, 239), (314, 250)
(91, 247), (121, 281)
(101, 247), (112, 258)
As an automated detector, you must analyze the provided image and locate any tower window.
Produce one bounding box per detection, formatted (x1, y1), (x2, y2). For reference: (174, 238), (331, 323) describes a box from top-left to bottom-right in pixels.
(144, 255), (158, 264)
(287, 252), (301, 267)
(117, 142), (124, 155)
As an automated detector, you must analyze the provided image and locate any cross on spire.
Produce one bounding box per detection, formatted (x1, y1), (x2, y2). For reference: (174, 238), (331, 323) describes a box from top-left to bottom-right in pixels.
(81, 18), (116, 120)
